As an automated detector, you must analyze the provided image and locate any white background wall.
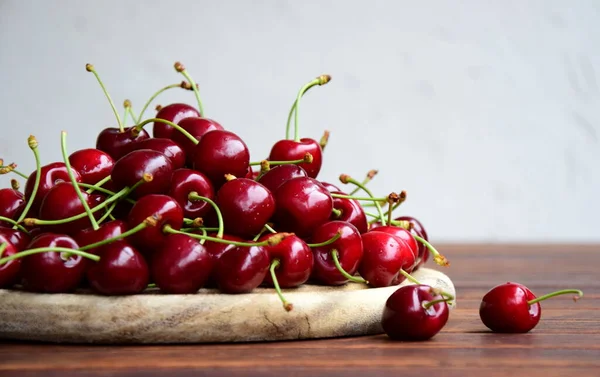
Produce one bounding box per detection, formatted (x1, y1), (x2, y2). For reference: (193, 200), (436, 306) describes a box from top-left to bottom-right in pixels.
(0, 0), (598, 243)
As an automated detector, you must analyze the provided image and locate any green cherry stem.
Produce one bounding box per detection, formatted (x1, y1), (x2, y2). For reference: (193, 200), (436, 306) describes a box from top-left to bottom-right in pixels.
(85, 175), (112, 194)
(339, 174), (386, 226)
(122, 100), (130, 126)
(78, 183), (136, 204)
(0, 243), (7, 258)
(249, 153), (313, 167)
(291, 74), (331, 142)
(61, 131), (100, 231)
(0, 217), (30, 234)
(252, 226), (269, 242)
(14, 136), (41, 228)
(398, 269), (422, 285)
(131, 118), (198, 145)
(422, 295), (455, 310)
(331, 193), (391, 202)
(0, 164), (28, 179)
(136, 82), (188, 123)
(331, 208), (342, 218)
(80, 217), (157, 251)
(527, 289), (584, 305)
(96, 202), (118, 224)
(349, 169), (378, 196)
(164, 225), (290, 247)
(86, 64), (123, 132)
(412, 234), (449, 267)
(188, 192), (224, 238)
(307, 231), (342, 248)
(174, 62), (204, 116)
(264, 224), (277, 234)
(0, 247), (100, 266)
(269, 259), (293, 312)
(331, 249), (367, 284)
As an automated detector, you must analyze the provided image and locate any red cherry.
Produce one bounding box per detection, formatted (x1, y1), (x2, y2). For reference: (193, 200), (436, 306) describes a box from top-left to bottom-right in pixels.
(369, 226), (418, 262)
(0, 226), (31, 251)
(20, 233), (86, 293)
(86, 240), (149, 295)
(214, 244), (270, 293)
(0, 242), (21, 288)
(111, 149), (174, 199)
(168, 168), (215, 220)
(202, 232), (244, 287)
(330, 191), (368, 234)
(68, 148), (114, 185)
(310, 220), (364, 285)
(38, 182), (97, 235)
(216, 178), (275, 238)
(256, 164), (308, 193)
(24, 162), (82, 214)
(150, 233), (213, 294)
(268, 138), (323, 178)
(396, 216), (429, 268)
(172, 117), (224, 164)
(382, 284), (450, 341)
(127, 194), (184, 256)
(260, 233), (313, 288)
(358, 231), (415, 288)
(320, 182), (343, 193)
(191, 130), (250, 187)
(132, 138), (186, 170)
(0, 188), (25, 226)
(272, 177), (333, 238)
(73, 219), (128, 255)
(96, 126), (150, 160)
(153, 103), (200, 139)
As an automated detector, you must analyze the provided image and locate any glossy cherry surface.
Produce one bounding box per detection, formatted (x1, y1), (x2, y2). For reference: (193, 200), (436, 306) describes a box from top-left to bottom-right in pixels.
(257, 164), (307, 193)
(38, 182), (97, 235)
(111, 149), (174, 199)
(260, 233), (313, 288)
(172, 117), (224, 164)
(153, 103), (200, 139)
(0, 227), (31, 251)
(369, 225), (418, 262)
(479, 282), (540, 333)
(68, 148), (114, 185)
(203, 233), (244, 287)
(359, 231), (414, 288)
(214, 244), (270, 293)
(0, 188), (25, 226)
(132, 138), (186, 170)
(74, 219), (128, 255)
(330, 191), (368, 234)
(24, 162), (82, 214)
(96, 126), (150, 160)
(268, 138), (323, 178)
(396, 216), (429, 268)
(168, 168), (215, 219)
(0, 241), (21, 288)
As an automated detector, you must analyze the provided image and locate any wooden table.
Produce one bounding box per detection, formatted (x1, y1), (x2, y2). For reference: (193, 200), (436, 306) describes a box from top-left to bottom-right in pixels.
(1, 244), (598, 376)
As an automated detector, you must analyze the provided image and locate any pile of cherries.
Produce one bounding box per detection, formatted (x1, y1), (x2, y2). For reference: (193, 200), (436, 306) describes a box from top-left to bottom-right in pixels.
(0, 62), (583, 342)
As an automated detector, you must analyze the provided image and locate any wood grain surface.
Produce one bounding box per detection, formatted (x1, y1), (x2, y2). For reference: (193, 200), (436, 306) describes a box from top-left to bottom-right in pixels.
(1, 244), (598, 377)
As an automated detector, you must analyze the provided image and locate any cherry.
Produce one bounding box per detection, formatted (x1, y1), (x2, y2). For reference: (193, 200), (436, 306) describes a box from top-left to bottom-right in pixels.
(24, 162), (82, 214)
(203, 232), (244, 287)
(330, 191), (368, 234)
(260, 232), (313, 288)
(172, 117), (224, 164)
(256, 164), (308, 193)
(86, 240), (149, 295)
(369, 226), (418, 263)
(38, 182), (97, 235)
(213, 244), (270, 293)
(111, 149), (174, 199)
(150, 233), (213, 294)
(479, 282), (583, 333)
(191, 130), (250, 188)
(168, 168), (215, 219)
(0, 188), (25, 227)
(358, 231), (415, 288)
(272, 177), (333, 238)
(320, 182), (343, 193)
(310, 220), (364, 286)
(396, 216), (429, 269)
(68, 148), (114, 185)
(153, 103), (200, 139)
(215, 177), (275, 238)
(96, 126), (150, 160)
(127, 194), (184, 255)
(20, 233), (87, 293)
(74, 219), (128, 255)
(132, 138), (186, 170)
(0, 226), (31, 251)
(382, 284), (452, 341)
(0, 242), (21, 288)
(268, 139), (323, 179)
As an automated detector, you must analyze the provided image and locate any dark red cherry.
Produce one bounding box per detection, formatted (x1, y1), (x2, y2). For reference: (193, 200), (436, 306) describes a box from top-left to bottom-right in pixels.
(111, 149), (174, 199)
(96, 126), (150, 161)
(38, 182), (97, 235)
(0, 226), (31, 251)
(272, 177), (333, 238)
(260, 233), (313, 288)
(203, 233), (244, 287)
(86, 240), (149, 295)
(257, 164), (308, 193)
(127, 194), (184, 256)
(68, 148), (114, 185)
(191, 130), (250, 187)
(0, 188), (25, 226)
(396, 216), (429, 268)
(369, 226), (418, 263)
(479, 282), (540, 333)
(172, 117), (224, 164)
(73, 219), (128, 255)
(268, 138), (323, 178)
(214, 244), (270, 293)
(24, 162), (82, 214)
(310, 221), (364, 285)
(151, 233), (213, 294)
(330, 191), (368, 234)
(153, 103), (200, 139)
(168, 168), (215, 219)
(132, 138), (186, 169)
(216, 178), (275, 238)
(21, 233), (86, 293)
(382, 284), (450, 341)
(0, 241), (21, 288)
(358, 231), (415, 288)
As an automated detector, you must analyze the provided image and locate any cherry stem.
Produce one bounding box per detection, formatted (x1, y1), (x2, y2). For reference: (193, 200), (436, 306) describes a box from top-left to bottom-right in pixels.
(78, 183), (136, 205)
(331, 193), (390, 202)
(319, 130), (330, 151)
(349, 170), (378, 196)
(422, 295), (454, 311)
(412, 234), (449, 267)
(286, 74), (331, 141)
(0, 246), (100, 266)
(398, 269), (422, 285)
(61, 131), (100, 231)
(79, 217), (155, 251)
(339, 174), (386, 226)
(86, 64), (123, 132)
(264, 224), (277, 234)
(270, 259), (293, 311)
(307, 231), (342, 248)
(383, 191), (407, 225)
(164, 225), (289, 247)
(188, 192), (223, 238)
(14, 136), (40, 228)
(331, 249), (367, 284)
(122, 101), (130, 126)
(132, 118), (198, 145)
(96, 201), (118, 224)
(527, 289), (584, 305)
(249, 153), (312, 167)
(0, 216), (30, 234)
(85, 176), (112, 194)
(253, 226), (269, 242)
(331, 208), (342, 218)
(136, 83), (184, 122)
(174, 62), (204, 117)
(0, 243), (7, 258)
